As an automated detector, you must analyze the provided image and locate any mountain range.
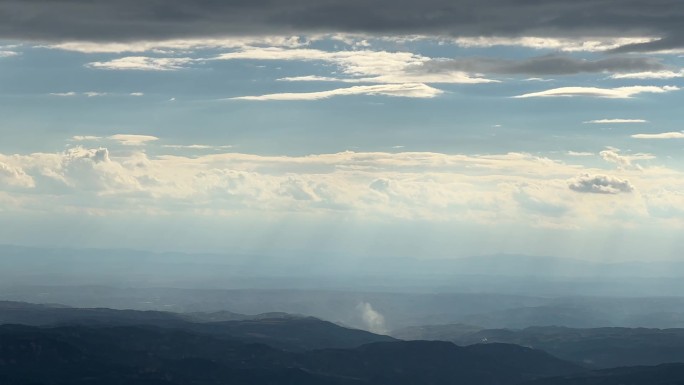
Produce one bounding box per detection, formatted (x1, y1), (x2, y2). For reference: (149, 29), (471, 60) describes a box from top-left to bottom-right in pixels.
(4, 301), (684, 384)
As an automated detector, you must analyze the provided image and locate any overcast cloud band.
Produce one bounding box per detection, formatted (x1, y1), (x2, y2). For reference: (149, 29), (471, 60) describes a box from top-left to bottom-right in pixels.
(1, 0), (683, 52)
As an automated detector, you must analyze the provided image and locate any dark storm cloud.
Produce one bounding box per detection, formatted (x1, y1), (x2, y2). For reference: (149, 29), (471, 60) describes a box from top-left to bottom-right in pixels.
(0, 0), (683, 51)
(418, 55), (666, 76)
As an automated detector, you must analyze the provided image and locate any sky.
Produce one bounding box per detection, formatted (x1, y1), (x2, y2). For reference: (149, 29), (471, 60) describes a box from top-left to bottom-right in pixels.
(0, 0), (683, 261)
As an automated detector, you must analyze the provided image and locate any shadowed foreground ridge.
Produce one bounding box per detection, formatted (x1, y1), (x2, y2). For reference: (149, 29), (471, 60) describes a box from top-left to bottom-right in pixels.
(5, 303), (684, 384)
(523, 364), (684, 385)
(393, 323), (684, 369)
(0, 323), (583, 385)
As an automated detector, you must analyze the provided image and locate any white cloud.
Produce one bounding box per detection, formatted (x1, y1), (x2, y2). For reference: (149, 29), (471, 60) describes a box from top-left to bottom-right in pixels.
(611, 70), (684, 79)
(49, 147), (142, 193)
(108, 134), (159, 146)
(646, 190), (684, 219)
(87, 56), (195, 71)
(452, 36), (656, 52)
(2, 145), (684, 228)
(632, 132), (684, 139)
(71, 136), (102, 142)
(67, 146), (111, 163)
(0, 50), (19, 58)
(513, 183), (569, 217)
(50, 92), (138, 98)
(600, 149), (653, 170)
(163, 144), (233, 150)
(514, 85), (679, 99)
(567, 151), (594, 156)
(584, 119), (648, 124)
(216, 47), (496, 84)
(231, 83), (443, 101)
(278, 75), (352, 82)
(369, 178), (394, 194)
(278, 178), (322, 201)
(50, 92), (77, 97)
(524, 77), (554, 82)
(0, 162), (35, 188)
(84, 92), (108, 97)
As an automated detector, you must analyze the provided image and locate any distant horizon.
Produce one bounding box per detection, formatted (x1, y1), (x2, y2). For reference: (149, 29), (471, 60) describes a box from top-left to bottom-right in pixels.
(1, 242), (680, 264)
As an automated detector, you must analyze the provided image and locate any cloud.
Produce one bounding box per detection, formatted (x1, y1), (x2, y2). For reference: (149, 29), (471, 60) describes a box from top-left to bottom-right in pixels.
(514, 85), (679, 99)
(451, 36), (657, 52)
(71, 136), (102, 142)
(162, 144), (233, 150)
(584, 119), (648, 124)
(420, 55), (665, 76)
(278, 178), (321, 201)
(83, 92), (107, 97)
(49, 92), (137, 98)
(87, 56), (195, 71)
(369, 178), (394, 194)
(600, 150), (632, 169)
(1, 1), (683, 52)
(599, 149), (653, 170)
(108, 134), (159, 146)
(231, 83), (443, 101)
(357, 302), (387, 334)
(278, 75), (354, 82)
(611, 70), (684, 79)
(71, 147), (110, 163)
(217, 47), (495, 84)
(567, 151), (593, 156)
(0, 162), (35, 188)
(46, 36), (308, 53)
(645, 190), (684, 219)
(0, 50), (19, 57)
(3, 145), (684, 227)
(631, 132), (684, 139)
(38, 147), (143, 193)
(568, 174), (634, 194)
(610, 35), (684, 54)
(50, 92), (77, 97)
(514, 184), (569, 217)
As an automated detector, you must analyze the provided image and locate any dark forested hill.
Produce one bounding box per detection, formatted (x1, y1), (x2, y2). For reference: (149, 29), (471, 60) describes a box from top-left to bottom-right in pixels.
(0, 324), (584, 385)
(522, 363), (684, 385)
(393, 324), (684, 368)
(299, 341), (582, 385)
(0, 301), (394, 351)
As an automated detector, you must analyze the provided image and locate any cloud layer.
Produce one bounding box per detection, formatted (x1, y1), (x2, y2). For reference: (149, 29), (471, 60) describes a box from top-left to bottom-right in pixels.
(421, 55), (665, 76)
(1, 142), (682, 231)
(2, 0), (684, 52)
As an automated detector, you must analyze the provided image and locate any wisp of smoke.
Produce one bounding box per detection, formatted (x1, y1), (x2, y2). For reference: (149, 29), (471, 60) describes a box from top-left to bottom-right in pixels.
(357, 302), (387, 334)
